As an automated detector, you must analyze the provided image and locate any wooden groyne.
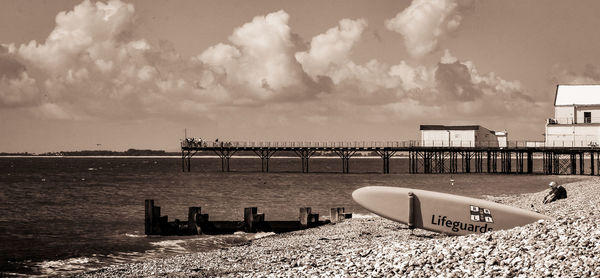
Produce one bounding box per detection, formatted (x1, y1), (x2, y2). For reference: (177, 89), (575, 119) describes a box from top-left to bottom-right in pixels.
(144, 200), (351, 236)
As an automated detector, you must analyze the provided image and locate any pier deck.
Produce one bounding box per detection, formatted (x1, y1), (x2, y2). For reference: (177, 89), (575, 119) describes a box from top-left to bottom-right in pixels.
(181, 140), (600, 175)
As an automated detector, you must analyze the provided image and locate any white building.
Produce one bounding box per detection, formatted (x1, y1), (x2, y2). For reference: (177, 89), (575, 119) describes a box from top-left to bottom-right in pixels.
(495, 131), (508, 148)
(420, 125), (504, 147)
(546, 85), (600, 147)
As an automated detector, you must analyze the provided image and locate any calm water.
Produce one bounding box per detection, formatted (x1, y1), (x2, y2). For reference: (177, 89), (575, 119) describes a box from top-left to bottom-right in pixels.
(0, 157), (584, 276)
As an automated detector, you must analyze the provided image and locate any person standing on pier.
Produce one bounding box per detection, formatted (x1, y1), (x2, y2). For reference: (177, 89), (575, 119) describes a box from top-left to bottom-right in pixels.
(543, 181), (567, 204)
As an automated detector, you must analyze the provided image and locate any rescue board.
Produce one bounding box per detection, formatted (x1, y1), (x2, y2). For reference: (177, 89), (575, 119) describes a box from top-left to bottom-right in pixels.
(352, 186), (553, 235)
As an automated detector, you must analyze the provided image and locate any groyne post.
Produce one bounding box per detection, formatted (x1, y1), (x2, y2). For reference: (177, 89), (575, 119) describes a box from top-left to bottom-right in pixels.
(244, 207), (257, 232)
(330, 208), (338, 222)
(145, 199), (163, 235)
(337, 207), (345, 222)
(299, 207), (319, 228)
(145, 199), (154, 235)
(188, 207), (202, 235)
(299, 207), (310, 228)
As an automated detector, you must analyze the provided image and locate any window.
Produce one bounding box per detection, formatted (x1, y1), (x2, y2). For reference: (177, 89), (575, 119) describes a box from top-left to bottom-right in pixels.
(584, 112), (592, 124)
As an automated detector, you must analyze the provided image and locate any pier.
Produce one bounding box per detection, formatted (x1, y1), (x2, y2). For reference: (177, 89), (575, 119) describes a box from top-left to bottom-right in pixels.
(181, 140), (600, 175)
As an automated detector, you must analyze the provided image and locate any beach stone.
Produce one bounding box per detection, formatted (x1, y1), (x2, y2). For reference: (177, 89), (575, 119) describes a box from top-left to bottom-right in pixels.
(75, 178), (600, 278)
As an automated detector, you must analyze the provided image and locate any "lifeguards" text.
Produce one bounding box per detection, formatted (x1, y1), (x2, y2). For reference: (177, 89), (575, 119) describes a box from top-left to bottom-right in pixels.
(431, 215), (493, 233)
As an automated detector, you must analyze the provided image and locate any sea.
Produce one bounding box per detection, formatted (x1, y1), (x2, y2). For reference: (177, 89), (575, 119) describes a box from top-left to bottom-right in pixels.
(0, 156), (585, 276)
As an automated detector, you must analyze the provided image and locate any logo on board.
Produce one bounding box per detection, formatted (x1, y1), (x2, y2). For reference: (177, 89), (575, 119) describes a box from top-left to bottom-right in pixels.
(470, 205), (493, 223)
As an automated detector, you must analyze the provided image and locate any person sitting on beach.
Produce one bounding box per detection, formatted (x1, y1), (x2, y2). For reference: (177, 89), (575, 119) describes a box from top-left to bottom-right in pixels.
(543, 181), (567, 204)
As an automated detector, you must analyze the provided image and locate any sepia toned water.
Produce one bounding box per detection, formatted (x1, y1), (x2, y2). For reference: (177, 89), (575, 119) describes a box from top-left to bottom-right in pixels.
(0, 157), (583, 276)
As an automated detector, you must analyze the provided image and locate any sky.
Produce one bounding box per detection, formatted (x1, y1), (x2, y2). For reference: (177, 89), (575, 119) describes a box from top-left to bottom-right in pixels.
(2, 0), (600, 153)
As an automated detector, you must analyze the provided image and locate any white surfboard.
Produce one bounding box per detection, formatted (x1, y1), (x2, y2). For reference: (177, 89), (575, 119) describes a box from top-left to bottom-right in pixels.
(352, 186), (552, 235)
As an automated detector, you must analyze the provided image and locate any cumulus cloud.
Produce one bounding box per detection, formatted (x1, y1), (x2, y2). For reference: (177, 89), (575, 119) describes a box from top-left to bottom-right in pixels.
(3, 0), (216, 118)
(4, 0), (151, 117)
(0, 71), (40, 107)
(295, 18), (367, 77)
(0, 49), (40, 107)
(197, 10), (326, 103)
(16, 0), (137, 72)
(428, 50), (534, 121)
(0, 0), (532, 135)
(551, 64), (600, 84)
(385, 0), (475, 57)
(0, 50), (26, 79)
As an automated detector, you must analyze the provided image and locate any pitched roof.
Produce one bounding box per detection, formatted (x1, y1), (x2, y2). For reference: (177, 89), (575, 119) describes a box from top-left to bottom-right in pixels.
(555, 85), (600, 106)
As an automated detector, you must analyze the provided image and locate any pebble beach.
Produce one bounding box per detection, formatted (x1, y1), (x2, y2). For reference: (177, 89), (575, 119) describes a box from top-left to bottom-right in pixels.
(78, 178), (600, 277)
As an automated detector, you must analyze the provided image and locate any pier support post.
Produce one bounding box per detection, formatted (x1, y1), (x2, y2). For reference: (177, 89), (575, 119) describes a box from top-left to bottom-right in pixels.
(334, 149), (357, 173)
(544, 151), (553, 174)
(516, 151), (524, 174)
(293, 149), (317, 173)
(253, 149), (277, 172)
(491, 151), (498, 173)
(433, 151), (447, 173)
(591, 152), (595, 175)
(542, 152), (547, 174)
(450, 151), (458, 173)
(181, 150), (197, 172)
(422, 151), (433, 173)
(474, 152), (482, 173)
(527, 151), (533, 174)
(214, 149), (237, 172)
(571, 153), (577, 175)
(579, 152), (584, 175)
(409, 150), (421, 174)
(463, 151), (472, 173)
(486, 151), (491, 173)
(508, 151), (512, 173)
(500, 151), (512, 174)
(409, 151), (414, 173)
(181, 150), (185, 172)
(596, 152), (600, 175)
(376, 150), (396, 174)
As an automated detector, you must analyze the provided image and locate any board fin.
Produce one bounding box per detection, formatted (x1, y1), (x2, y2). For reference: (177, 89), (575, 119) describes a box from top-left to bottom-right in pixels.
(407, 192), (414, 229)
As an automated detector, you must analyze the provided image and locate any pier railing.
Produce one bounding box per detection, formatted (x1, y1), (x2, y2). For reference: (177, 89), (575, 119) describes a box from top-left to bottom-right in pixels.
(179, 139), (600, 175)
(181, 140), (419, 149)
(181, 140), (597, 149)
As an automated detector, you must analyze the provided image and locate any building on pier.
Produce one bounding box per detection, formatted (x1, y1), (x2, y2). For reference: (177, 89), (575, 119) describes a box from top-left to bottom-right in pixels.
(495, 131), (508, 148)
(546, 85), (600, 147)
(420, 125), (504, 147)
